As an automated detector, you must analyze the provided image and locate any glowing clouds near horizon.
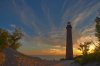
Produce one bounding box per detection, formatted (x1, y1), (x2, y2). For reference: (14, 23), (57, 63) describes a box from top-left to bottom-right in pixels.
(19, 46), (82, 56)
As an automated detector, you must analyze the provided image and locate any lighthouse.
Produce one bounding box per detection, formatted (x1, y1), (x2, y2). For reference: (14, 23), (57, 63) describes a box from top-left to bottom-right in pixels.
(66, 22), (73, 60)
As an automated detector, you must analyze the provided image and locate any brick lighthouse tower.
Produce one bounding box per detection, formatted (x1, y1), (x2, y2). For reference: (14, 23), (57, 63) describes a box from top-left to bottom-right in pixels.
(66, 22), (73, 60)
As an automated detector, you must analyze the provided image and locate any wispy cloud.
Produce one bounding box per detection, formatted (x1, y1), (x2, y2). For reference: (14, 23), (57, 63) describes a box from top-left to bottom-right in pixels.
(62, 0), (100, 43)
(72, 2), (99, 28)
(12, 0), (44, 35)
(62, 0), (100, 28)
(12, 0), (66, 49)
(41, 0), (57, 30)
(11, 0), (100, 55)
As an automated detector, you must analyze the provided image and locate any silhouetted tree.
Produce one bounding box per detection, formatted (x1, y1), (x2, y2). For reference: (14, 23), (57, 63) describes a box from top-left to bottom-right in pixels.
(9, 28), (23, 50)
(0, 28), (23, 51)
(78, 41), (92, 55)
(95, 17), (100, 42)
(95, 13), (100, 52)
(75, 12), (100, 65)
(0, 28), (9, 51)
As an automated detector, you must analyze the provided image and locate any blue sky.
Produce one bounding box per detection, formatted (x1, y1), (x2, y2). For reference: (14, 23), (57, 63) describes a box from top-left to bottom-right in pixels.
(0, 0), (100, 56)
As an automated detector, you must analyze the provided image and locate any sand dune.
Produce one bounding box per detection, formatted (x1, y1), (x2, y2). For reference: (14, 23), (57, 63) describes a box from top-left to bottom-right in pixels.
(0, 48), (100, 66)
(0, 48), (59, 66)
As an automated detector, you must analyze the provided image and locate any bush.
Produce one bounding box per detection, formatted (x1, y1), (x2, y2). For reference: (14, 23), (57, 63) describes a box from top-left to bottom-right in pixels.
(60, 58), (66, 61)
(75, 52), (100, 65)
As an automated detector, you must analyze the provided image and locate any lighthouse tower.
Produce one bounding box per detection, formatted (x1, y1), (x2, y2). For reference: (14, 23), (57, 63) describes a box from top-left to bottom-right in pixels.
(66, 22), (73, 60)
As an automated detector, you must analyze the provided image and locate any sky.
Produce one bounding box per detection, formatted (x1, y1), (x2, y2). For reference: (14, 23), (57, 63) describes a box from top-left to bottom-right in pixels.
(0, 0), (100, 58)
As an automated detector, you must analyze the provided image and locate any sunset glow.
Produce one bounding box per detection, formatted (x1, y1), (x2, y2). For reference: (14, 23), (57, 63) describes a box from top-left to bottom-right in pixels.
(0, 0), (100, 59)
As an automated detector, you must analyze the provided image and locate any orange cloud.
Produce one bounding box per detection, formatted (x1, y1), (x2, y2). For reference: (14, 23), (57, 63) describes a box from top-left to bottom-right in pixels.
(19, 49), (65, 56)
(19, 47), (82, 56)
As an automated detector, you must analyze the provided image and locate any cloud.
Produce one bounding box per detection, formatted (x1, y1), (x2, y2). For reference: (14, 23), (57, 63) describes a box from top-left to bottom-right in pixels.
(41, 0), (57, 30)
(64, 1), (100, 46)
(62, 0), (100, 29)
(19, 46), (81, 56)
(18, 23), (66, 55)
(19, 48), (65, 55)
(10, 24), (16, 28)
(81, 23), (95, 35)
(11, 0), (100, 56)
(12, 0), (44, 35)
(22, 28), (66, 46)
(60, 0), (69, 14)
(62, 0), (82, 23)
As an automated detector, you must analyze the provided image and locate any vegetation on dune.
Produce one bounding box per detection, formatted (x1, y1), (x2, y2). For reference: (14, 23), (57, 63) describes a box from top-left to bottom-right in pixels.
(0, 27), (23, 64)
(94, 16), (100, 53)
(60, 58), (67, 61)
(75, 13), (100, 65)
(0, 27), (23, 51)
(9, 28), (23, 50)
(78, 41), (92, 55)
(0, 28), (9, 51)
(74, 41), (93, 65)
(74, 53), (100, 65)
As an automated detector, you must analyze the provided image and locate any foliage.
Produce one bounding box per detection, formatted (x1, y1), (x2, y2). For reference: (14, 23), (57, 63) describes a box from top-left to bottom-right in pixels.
(95, 17), (100, 42)
(0, 28), (9, 51)
(0, 28), (23, 51)
(60, 58), (66, 61)
(75, 41), (93, 65)
(75, 13), (100, 65)
(9, 28), (23, 50)
(74, 53), (100, 65)
(95, 16), (100, 52)
(78, 41), (92, 55)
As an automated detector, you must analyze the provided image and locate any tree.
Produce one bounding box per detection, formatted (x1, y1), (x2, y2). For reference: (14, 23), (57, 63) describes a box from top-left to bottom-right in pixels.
(95, 17), (100, 42)
(75, 13), (100, 65)
(9, 28), (23, 50)
(0, 28), (9, 51)
(95, 14), (100, 52)
(78, 41), (92, 55)
(0, 28), (23, 51)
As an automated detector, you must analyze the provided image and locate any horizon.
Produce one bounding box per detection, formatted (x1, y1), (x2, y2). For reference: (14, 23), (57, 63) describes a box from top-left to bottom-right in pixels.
(0, 0), (100, 59)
